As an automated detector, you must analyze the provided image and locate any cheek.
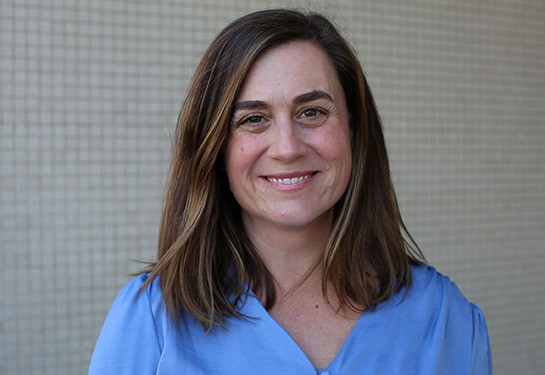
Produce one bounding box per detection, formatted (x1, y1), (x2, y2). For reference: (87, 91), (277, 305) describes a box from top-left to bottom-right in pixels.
(316, 126), (352, 161)
(224, 150), (242, 182)
(224, 137), (257, 181)
(324, 130), (353, 186)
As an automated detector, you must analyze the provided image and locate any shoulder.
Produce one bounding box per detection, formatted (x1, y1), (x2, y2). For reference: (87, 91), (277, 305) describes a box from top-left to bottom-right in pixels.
(110, 273), (162, 311)
(406, 263), (485, 325)
(101, 273), (165, 332)
(407, 264), (483, 313)
(409, 263), (466, 301)
(89, 274), (167, 374)
(404, 264), (492, 373)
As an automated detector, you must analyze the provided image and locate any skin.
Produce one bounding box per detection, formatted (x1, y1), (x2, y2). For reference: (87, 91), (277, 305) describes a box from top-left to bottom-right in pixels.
(225, 40), (352, 265)
(224, 41), (358, 369)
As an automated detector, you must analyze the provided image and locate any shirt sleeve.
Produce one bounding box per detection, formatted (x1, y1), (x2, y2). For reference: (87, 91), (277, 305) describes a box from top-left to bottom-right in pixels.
(470, 302), (493, 375)
(88, 274), (163, 375)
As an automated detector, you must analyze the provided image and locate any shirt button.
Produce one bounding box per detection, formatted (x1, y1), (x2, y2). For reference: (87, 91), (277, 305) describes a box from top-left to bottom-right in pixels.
(321, 372), (329, 375)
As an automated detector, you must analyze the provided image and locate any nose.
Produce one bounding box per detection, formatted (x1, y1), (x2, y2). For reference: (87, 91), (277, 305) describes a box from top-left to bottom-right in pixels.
(267, 118), (306, 162)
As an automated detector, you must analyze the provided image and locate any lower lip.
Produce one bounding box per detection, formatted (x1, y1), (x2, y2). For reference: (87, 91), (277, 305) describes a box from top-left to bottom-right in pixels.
(261, 173), (317, 191)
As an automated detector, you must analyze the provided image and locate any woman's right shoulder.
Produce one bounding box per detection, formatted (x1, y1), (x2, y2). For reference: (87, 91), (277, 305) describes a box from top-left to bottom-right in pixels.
(107, 273), (165, 336)
(114, 273), (162, 306)
(88, 274), (166, 374)
(105, 273), (165, 325)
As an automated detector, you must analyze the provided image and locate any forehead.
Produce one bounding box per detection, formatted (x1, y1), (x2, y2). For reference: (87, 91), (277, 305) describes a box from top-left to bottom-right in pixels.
(236, 41), (343, 102)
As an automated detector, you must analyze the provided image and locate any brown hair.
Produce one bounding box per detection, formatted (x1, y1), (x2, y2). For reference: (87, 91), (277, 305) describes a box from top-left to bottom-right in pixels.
(141, 9), (424, 330)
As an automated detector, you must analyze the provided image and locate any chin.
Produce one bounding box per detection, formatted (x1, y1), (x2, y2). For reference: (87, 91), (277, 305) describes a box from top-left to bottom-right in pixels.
(270, 209), (332, 230)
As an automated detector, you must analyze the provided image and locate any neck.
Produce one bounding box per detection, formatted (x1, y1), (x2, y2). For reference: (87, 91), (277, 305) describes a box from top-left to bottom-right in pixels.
(242, 210), (333, 295)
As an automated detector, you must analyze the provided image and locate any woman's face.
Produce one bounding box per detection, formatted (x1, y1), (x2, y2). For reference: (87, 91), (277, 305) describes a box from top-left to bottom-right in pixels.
(224, 41), (352, 232)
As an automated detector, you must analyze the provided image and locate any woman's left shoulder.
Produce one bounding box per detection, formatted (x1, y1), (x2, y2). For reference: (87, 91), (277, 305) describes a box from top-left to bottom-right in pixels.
(405, 263), (492, 373)
(408, 263), (478, 308)
(407, 263), (484, 318)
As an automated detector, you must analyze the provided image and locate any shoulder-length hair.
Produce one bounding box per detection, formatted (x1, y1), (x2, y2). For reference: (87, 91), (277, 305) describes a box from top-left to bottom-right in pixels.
(142, 8), (423, 331)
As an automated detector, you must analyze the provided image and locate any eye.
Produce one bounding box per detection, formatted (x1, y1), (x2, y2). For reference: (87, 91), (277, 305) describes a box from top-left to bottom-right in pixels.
(242, 115), (265, 124)
(232, 113), (270, 133)
(298, 107), (328, 127)
(301, 108), (323, 118)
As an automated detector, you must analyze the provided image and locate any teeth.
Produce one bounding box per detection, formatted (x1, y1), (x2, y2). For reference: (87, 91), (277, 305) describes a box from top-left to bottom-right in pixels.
(266, 174), (313, 185)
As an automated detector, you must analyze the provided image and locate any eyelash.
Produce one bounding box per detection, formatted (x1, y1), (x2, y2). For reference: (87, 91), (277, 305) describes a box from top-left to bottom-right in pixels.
(299, 107), (328, 119)
(237, 114), (266, 126)
(236, 107), (328, 126)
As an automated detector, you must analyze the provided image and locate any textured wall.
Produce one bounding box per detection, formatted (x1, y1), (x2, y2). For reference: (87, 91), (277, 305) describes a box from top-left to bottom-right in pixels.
(1, 1), (544, 374)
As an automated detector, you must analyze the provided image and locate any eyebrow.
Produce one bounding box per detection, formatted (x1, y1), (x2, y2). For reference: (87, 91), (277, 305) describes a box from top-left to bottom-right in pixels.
(293, 90), (334, 105)
(232, 90), (334, 112)
(232, 100), (267, 112)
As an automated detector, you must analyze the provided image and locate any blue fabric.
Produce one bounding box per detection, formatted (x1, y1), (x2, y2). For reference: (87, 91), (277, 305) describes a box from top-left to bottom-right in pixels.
(89, 264), (492, 374)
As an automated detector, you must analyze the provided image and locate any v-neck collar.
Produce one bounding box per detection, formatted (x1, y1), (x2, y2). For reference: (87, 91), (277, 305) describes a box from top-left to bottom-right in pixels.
(242, 287), (368, 373)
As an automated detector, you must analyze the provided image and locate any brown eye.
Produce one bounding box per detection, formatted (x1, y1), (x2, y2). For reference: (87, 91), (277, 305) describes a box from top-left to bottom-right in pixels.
(237, 115), (265, 126)
(302, 108), (320, 117)
(297, 106), (329, 128)
(247, 115), (263, 123)
(300, 107), (328, 119)
(235, 113), (269, 133)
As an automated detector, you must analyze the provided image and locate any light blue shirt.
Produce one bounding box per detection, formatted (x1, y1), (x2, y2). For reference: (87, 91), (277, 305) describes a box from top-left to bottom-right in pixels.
(89, 264), (491, 374)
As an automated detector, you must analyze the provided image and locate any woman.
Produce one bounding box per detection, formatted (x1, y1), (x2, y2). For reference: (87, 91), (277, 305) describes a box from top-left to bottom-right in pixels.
(89, 9), (491, 374)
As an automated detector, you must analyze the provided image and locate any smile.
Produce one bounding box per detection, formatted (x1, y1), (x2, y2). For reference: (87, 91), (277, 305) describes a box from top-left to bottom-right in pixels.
(265, 173), (315, 185)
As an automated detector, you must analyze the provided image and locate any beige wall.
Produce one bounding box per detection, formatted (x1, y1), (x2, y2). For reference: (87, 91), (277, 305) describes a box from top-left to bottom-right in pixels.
(1, 1), (544, 373)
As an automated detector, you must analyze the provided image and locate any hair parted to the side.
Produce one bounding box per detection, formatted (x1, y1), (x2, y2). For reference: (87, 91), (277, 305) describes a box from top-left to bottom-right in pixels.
(141, 8), (424, 331)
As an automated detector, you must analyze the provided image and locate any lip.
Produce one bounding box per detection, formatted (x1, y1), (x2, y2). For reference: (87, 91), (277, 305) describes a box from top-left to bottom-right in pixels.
(260, 171), (318, 190)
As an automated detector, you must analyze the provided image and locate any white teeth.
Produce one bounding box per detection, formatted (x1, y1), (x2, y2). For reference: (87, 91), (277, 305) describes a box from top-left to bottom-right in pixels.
(266, 174), (313, 185)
